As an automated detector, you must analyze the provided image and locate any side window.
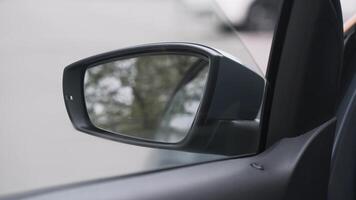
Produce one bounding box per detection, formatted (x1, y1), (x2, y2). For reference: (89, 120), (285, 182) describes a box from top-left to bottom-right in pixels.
(0, 0), (281, 196)
(215, 0), (281, 72)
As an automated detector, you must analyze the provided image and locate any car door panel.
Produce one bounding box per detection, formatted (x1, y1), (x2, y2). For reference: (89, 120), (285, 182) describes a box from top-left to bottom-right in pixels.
(5, 119), (335, 200)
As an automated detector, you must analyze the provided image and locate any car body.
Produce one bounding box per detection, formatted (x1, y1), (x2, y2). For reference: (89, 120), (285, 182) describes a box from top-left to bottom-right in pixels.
(182, 0), (280, 30)
(216, 0), (256, 26)
(216, 0), (280, 30)
(184, 0), (355, 30)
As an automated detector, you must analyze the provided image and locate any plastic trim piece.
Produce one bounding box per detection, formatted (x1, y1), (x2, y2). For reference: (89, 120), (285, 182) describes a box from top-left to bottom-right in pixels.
(3, 119), (335, 200)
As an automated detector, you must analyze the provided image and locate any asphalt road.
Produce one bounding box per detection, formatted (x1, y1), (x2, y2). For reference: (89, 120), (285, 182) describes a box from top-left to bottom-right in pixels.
(0, 0), (273, 196)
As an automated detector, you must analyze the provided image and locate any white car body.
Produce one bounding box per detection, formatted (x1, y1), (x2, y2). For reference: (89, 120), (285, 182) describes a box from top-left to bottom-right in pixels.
(180, 0), (255, 26)
(215, 0), (255, 26)
(180, 0), (216, 14)
(181, 0), (356, 28)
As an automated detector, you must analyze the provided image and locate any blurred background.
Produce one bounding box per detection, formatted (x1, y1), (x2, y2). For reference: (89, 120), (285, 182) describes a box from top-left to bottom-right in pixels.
(0, 0), (354, 196)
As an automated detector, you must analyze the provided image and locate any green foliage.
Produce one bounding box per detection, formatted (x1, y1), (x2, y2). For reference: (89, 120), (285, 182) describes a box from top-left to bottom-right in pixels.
(84, 54), (208, 143)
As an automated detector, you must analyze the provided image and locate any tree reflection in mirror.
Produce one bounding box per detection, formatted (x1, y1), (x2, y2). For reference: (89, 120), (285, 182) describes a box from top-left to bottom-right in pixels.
(84, 54), (210, 143)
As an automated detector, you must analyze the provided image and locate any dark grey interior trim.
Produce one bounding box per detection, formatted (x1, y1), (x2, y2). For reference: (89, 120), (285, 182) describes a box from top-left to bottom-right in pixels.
(261, 0), (343, 149)
(4, 119), (335, 200)
(328, 29), (356, 200)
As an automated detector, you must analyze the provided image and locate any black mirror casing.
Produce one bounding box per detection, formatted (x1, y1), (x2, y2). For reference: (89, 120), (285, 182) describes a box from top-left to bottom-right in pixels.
(63, 43), (265, 155)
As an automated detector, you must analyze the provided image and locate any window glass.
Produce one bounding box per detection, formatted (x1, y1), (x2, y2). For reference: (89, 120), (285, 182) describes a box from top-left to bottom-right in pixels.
(0, 0), (279, 196)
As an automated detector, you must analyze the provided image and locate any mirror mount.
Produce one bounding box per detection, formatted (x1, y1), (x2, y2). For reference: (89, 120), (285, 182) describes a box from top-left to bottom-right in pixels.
(63, 43), (265, 156)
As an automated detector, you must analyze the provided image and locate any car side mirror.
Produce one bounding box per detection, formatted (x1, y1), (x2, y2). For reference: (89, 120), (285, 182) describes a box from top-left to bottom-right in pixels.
(63, 43), (265, 156)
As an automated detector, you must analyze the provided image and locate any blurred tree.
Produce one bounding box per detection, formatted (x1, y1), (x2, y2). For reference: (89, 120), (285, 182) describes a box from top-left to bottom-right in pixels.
(84, 54), (208, 142)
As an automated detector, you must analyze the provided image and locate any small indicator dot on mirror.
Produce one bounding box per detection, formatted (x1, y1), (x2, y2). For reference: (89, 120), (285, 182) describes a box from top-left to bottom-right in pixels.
(66, 95), (74, 101)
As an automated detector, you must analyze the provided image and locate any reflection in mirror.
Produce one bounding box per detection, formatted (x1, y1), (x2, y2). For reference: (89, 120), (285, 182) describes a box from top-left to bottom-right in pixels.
(84, 54), (210, 143)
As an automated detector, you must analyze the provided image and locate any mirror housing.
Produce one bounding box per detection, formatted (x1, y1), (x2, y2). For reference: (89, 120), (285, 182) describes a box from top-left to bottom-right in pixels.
(63, 43), (265, 155)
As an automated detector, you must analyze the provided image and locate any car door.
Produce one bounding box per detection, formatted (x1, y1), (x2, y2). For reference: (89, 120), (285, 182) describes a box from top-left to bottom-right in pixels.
(4, 0), (343, 199)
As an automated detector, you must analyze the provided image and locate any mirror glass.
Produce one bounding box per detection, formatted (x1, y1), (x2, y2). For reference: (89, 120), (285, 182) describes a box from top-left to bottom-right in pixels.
(84, 54), (210, 143)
